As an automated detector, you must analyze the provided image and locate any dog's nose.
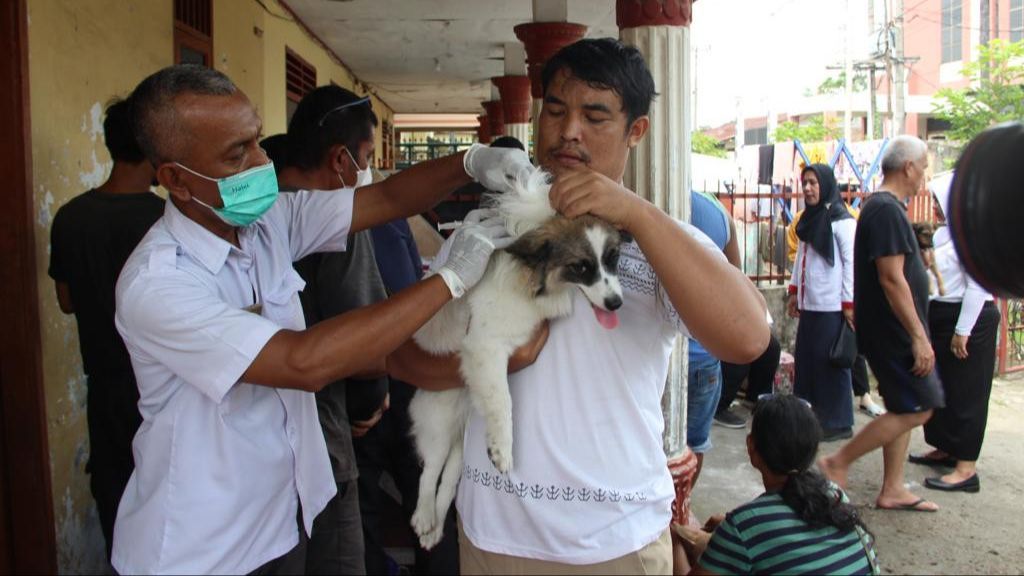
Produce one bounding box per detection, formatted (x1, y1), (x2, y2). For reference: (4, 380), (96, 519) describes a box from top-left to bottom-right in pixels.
(605, 295), (623, 311)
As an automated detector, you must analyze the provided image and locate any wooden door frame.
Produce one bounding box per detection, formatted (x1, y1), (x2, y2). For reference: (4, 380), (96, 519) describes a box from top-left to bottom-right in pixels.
(0, 0), (58, 572)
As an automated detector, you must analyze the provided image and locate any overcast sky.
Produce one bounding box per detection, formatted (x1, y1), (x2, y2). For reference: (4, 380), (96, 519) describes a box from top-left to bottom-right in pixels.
(691, 0), (873, 128)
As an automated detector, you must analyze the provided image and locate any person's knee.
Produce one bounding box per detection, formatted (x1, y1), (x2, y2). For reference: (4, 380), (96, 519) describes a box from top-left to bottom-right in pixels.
(913, 408), (934, 425)
(891, 408), (932, 427)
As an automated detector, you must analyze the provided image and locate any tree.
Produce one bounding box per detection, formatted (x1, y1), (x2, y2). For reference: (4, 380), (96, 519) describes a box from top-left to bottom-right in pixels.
(816, 71), (868, 95)
(932, 38), (1024, 142)
(772, 115), (841, 143)
(692, 131), (727, 158)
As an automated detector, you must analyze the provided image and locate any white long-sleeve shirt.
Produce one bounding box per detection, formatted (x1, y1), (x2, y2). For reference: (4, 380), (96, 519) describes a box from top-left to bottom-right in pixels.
(931, 229), (994, 336)
(788, 218), (856, 312)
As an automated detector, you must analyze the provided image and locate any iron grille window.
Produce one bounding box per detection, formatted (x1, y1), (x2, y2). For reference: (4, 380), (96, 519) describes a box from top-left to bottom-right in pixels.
(286, 49), (317, 122)
(174, 0), (212, 66)
(941, 0), (962, 64)
(1012, 0), (1023, 43)
(175, 0), (211, 37)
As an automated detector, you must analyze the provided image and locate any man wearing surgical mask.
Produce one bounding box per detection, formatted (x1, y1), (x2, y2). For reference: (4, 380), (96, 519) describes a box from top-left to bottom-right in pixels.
(112, 65), (540, 575)
(273, 86), (389, 575)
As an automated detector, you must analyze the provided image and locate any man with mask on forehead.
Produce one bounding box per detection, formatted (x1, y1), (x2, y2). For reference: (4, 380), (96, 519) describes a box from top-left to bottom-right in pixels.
(112, 65), (538, 575)
(273, 85), (387, 575)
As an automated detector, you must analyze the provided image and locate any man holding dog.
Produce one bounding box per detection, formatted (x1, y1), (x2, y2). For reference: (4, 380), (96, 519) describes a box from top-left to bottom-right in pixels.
(819, 135), (944, 513)
(110, 65), (534, 574)
(399, 38), (769, 574)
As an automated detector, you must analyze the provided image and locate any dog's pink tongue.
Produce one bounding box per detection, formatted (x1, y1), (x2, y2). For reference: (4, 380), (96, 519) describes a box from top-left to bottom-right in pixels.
(591, 305), (620, 330)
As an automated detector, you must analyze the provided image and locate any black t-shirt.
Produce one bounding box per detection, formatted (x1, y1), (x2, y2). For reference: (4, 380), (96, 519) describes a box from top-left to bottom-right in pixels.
(853, 191), (930, 356)
(287, 189), (390, 483)
(48, 190), (165, 377)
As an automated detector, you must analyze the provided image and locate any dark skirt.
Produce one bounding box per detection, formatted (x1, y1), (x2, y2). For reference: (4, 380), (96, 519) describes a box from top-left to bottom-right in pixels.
(924, 300), (1001, 461)
(794, 310), (854, 431)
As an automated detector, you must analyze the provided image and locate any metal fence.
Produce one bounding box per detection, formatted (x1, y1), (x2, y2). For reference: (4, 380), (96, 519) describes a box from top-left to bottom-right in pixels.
(998, 299), (1024, 375)
(698, 179), (1021, 375)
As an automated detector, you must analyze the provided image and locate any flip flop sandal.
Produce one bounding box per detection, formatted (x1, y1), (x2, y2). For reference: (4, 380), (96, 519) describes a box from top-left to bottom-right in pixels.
(876, 498), (938, 512)
(859, 403), (885, 417)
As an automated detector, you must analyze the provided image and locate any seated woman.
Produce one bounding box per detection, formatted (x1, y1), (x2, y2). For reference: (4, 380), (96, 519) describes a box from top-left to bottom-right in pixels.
(678, 394), (879, 575)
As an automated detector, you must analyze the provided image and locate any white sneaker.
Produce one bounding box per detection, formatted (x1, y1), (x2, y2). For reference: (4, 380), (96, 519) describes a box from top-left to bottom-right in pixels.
(859, 401), (885, 418)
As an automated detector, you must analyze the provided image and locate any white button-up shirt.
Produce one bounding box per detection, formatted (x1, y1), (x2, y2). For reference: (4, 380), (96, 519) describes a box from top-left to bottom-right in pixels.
(112, 189), (354, 575)
(789, 218), (856, 312)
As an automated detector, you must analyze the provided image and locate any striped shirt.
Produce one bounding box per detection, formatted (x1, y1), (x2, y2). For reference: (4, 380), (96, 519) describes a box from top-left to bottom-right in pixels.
(700, 489), (879, 575)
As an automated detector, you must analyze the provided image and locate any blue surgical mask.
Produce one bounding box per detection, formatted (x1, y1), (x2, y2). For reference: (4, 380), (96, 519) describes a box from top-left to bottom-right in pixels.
(177, 161), (279, 227)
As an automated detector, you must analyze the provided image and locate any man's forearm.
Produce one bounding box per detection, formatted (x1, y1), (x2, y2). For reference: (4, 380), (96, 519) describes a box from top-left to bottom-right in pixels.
(630, 203), (769, 364)
(244, 276), (454, 391)
(387, 340), (464, 391)
(382, 151), (471, 215)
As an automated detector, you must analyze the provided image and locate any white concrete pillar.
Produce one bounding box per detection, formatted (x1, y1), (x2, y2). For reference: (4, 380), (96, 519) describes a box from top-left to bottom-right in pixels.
(493, 44), (532, 154)
(618, 0), (697, 525)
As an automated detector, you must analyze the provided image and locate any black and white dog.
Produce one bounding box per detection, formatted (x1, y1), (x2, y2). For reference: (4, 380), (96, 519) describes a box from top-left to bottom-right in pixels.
(408, 169), (625, 549)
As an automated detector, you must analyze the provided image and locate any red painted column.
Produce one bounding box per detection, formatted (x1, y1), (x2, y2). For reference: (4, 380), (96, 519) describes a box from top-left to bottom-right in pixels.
(491, 75), (532, 148)
(514, 22), (587, 139)
(616, 0), (693, 28)
(617, 0), (698, 528)
(482, 100), (505, 139)
(477, 113), (491, 144)
(513, 22), (587, 101)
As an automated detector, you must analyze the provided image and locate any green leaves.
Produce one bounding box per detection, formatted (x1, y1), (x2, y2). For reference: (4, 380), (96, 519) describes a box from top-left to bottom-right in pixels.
(692, 131), (728, 158)
(932, 39), (1024, 143)
(772, 115), (841, 143)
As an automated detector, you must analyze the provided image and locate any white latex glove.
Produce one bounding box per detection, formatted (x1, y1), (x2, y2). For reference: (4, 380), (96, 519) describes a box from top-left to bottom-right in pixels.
(463, 143), (534, 194)
(436, 208), (513, 298)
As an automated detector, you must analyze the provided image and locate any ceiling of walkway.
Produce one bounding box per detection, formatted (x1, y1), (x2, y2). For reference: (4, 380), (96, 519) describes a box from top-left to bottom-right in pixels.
(284, 0), (619, 114)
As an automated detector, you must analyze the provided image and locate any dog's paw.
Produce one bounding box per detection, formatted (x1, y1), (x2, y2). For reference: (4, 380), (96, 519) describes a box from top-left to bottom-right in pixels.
(418, 525), (445, 551)
(487, 437), (513, 473)
(410, 504), (436, 538)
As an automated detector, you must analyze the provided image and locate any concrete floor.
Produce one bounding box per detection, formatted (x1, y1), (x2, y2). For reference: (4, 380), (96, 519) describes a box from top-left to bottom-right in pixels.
(691, 374), (1024, 575)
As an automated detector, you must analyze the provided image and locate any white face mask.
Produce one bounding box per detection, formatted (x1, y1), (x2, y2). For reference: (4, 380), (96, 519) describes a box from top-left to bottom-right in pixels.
(342, 148), (373, 189)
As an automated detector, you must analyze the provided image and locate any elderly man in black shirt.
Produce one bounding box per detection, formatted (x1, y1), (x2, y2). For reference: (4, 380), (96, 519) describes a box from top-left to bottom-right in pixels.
(48, 97), (165, 560)
(820, 135), (943, 513)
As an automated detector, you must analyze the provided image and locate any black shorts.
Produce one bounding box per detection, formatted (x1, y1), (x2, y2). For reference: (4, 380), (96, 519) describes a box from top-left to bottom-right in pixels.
(865, 351), (945, 414)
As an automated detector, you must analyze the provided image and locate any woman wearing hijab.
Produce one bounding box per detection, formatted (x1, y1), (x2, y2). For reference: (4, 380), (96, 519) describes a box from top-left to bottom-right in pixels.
(908, 172), (1000, 493)
(788, 164), (857, 441)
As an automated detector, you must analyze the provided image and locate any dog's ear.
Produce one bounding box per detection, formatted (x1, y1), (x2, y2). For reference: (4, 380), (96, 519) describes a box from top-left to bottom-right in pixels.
(506, 233), (552, 269)
(506, 233), (553, 295)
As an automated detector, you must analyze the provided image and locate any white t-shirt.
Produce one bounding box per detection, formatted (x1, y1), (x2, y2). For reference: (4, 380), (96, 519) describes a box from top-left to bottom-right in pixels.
(439, 219), (722, 564)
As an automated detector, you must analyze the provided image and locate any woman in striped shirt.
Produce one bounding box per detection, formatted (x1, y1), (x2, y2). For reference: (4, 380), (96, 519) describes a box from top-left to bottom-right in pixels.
(679, 394), (879, 575)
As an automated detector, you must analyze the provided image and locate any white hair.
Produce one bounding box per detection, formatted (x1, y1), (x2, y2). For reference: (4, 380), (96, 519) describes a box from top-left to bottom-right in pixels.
(881, 135), (928, 175)
(487, 167), (556, 237)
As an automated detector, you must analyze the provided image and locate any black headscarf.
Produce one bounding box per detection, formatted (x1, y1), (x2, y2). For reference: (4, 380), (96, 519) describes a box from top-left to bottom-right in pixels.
(795, 163), (852, 266)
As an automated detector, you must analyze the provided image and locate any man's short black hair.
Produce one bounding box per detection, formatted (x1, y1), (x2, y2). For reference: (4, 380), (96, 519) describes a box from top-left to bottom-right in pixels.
(130, 65), (237, 165)
(540, 37), (657, 127)
(103, 97), (146, 164)
(287, 85), (379, 172)
(259, 134), (290, 168)
(489, 135), (525, 151)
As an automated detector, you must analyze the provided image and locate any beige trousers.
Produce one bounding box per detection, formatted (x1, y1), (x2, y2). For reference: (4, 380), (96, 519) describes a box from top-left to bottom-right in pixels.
(458, 520), (672, 575)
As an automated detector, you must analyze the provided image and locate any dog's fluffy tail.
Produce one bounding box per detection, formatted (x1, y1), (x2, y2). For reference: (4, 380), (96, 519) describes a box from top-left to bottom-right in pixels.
(486, 167), (556, 237)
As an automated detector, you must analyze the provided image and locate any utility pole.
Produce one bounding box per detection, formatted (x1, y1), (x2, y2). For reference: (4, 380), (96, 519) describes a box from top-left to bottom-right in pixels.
(867, 0), (876, 140)
(893, 0), (906, 135)
(980, 0), (991, 80)
(844, 0), (854, 141)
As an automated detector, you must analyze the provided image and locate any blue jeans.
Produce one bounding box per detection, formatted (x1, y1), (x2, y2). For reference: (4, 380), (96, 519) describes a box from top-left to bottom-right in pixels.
(687, 354), (723, 454)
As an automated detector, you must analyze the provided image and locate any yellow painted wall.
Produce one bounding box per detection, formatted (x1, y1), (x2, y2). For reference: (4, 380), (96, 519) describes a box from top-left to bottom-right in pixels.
(27, 0), (174, 572)
(216, 0), (393, 160)
(27, 0), (392, 572)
